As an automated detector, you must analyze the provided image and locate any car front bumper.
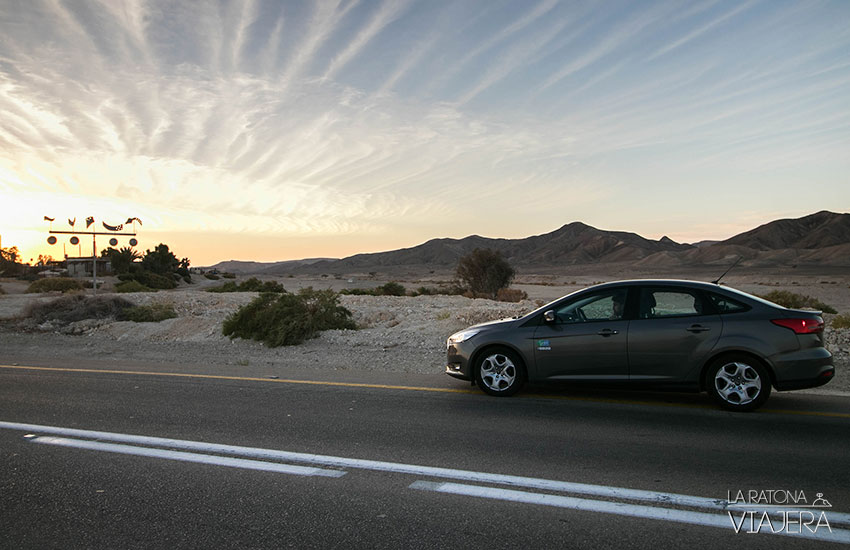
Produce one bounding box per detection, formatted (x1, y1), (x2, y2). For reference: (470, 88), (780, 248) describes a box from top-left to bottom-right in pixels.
(446, 342), (473, 381)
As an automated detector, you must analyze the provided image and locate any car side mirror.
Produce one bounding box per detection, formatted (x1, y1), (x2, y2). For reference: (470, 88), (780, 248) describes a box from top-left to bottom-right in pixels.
(544, 310), (556, 323)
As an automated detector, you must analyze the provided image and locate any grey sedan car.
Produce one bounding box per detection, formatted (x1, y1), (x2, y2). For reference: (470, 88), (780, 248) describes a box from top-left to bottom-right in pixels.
(446, 280), (834, 411)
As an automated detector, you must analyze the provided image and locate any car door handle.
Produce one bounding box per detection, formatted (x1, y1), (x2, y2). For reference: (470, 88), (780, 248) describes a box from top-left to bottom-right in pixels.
(597, 329), (619, 337)
(686, 325), (711, 333)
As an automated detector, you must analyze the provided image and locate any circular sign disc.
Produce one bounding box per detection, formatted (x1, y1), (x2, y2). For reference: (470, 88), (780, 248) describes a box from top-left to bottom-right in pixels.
(70, 236), (79, 245)
(47, 236), (57, 245)
(129, 238), (138, 246)
(109, 238), (118, 246)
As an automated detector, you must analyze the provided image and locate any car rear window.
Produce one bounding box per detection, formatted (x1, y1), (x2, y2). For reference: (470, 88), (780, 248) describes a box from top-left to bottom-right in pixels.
(708, 292), (749, 314)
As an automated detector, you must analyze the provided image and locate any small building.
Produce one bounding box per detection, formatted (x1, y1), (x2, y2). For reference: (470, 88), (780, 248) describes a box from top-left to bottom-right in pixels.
(65, 257), (111, 277)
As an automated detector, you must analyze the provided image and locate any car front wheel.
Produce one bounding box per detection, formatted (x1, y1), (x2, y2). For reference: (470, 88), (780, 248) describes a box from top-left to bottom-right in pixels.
(474, 347), (525, 397)
(707, 355), (771, 412)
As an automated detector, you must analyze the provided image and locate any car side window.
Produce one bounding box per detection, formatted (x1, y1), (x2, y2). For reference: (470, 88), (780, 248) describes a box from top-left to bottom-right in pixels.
(639, 289), (703, 319)
(707, 292), (749, 314)
(552, 289), (627, 324)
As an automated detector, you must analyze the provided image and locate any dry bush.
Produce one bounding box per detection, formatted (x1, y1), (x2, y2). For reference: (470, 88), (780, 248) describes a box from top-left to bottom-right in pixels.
(831, 314), (850, 329)
(115, 280), (154, 293)
(222, 288), (356, 347)
(120, 304), (177, 322)
(26, 277), (83, 294)
(206, 277), (285, 293)
(341, 282), (408, 296)
(23, 295), (134, 324)
(496, 288), (528, 302)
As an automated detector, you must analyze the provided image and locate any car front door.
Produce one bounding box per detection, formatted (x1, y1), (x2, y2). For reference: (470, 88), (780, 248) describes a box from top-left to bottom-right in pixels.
(531, 288), (630, 381)
(628, 287), (722, 383)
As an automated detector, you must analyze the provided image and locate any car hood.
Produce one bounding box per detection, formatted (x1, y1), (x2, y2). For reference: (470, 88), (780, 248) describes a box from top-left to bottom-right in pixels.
(469, 317), (517, 330)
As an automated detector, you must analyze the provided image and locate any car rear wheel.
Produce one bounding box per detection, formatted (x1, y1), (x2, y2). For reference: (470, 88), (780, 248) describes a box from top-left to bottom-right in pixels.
(707, 355), (771, 412)
(474, 347), (525, 397)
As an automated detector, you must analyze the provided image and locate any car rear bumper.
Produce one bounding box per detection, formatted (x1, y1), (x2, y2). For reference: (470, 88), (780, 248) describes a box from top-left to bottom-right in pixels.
(771, 347), (835, 391)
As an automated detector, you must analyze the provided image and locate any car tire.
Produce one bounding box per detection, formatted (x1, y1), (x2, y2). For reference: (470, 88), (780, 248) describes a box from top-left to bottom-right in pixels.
(706, 355), (772, 412)
(474, 347), (525, 397)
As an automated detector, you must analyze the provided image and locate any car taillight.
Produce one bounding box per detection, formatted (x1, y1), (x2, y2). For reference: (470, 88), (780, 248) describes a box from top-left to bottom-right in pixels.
(771, 318), (824, 334)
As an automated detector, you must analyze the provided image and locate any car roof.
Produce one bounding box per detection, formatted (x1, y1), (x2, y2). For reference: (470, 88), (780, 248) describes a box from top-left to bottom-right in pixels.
(588, 279), (723, 289)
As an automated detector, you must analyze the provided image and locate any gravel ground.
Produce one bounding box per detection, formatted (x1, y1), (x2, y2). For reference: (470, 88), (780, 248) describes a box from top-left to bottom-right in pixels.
(0, 285), (847, 395)
(0, 290), (533, 375)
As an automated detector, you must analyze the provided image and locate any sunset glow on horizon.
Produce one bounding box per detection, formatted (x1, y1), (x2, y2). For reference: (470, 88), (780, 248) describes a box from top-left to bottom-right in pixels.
(2, 1), (848, 267)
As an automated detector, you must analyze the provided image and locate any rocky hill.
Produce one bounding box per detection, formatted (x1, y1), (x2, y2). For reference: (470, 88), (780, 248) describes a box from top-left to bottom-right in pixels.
(265, 222), (693, 274)
(210, 211), (850, 274)
(721, 211), (850, 250)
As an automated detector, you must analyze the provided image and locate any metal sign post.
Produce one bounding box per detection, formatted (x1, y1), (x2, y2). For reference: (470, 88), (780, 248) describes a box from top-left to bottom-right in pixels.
(46, 218), (139, 294)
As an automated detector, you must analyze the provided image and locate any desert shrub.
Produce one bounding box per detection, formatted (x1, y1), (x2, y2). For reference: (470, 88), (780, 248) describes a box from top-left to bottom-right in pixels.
(830, 314), (850, 329)
(456, 248), (515, 298)
(24, 295), (134, 324)
(339, 288), (374, 296)
(204, 273), (220, 280)
(414, 285), (465, 296)
(222, 273), (236, 279)
(119, 303), (177, 322)
(115, 280), (154, 293)
(207, 281), (238, 293)
(118, 271), (177, 289)
(206, 277), (285, 293)
(376, 282), (406, 296)
(496, 288), (528, 303)
(26, 277), (83, 294)
(340, 282), (411, 297)
(758, 290), (837, 314)
(415, 286), (439, 296)
(222, 288), (356, 347)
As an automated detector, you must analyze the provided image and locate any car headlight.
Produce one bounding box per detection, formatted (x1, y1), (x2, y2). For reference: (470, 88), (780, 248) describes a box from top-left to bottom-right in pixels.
(447, 328), (482, 346)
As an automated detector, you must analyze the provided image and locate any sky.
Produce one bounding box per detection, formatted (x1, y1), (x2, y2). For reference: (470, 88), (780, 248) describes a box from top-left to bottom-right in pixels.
(1, 0), (848, 267)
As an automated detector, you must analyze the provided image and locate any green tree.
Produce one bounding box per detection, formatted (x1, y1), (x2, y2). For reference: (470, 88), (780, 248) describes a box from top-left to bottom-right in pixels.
(101, 247), (142, 274)
(141, 243), (180, 275)
(0, 246), (24, 276)
(455, 248), (516, 298)
(36, 254), (55, 267)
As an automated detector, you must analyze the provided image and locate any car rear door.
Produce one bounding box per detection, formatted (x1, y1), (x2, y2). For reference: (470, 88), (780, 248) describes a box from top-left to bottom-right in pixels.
(627, 286), (721, 383)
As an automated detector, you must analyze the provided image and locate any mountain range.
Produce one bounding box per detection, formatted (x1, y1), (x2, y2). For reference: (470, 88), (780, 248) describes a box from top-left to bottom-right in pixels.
(210, 211), (850, 274)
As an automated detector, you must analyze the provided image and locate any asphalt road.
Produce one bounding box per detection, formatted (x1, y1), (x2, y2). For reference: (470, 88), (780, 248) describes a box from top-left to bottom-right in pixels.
(1, 362), (848, 549)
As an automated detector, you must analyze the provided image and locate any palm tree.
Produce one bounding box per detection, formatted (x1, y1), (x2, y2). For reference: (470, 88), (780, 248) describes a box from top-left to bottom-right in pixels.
(102, 246), (141, 274)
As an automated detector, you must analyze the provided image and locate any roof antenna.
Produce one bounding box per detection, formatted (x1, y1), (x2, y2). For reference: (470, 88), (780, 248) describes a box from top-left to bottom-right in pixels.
(712, 256), (742, 285)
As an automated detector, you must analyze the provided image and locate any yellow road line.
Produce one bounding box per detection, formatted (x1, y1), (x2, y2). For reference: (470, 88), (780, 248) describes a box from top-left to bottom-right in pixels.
(0, 364), (478, 394)
(2, 364), (848, 418)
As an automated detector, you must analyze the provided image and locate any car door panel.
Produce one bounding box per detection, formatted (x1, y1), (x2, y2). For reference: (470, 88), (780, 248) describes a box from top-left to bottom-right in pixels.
(532, 320), (630, 380)
(628, 286), (722, 382)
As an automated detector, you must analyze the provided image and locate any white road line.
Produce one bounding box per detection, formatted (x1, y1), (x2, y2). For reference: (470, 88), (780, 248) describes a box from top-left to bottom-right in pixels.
(2, 420), (849, 527)
(410, 481), (850, 545)
(0, 420), (727, 510)
(30, 436), (346, 477)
